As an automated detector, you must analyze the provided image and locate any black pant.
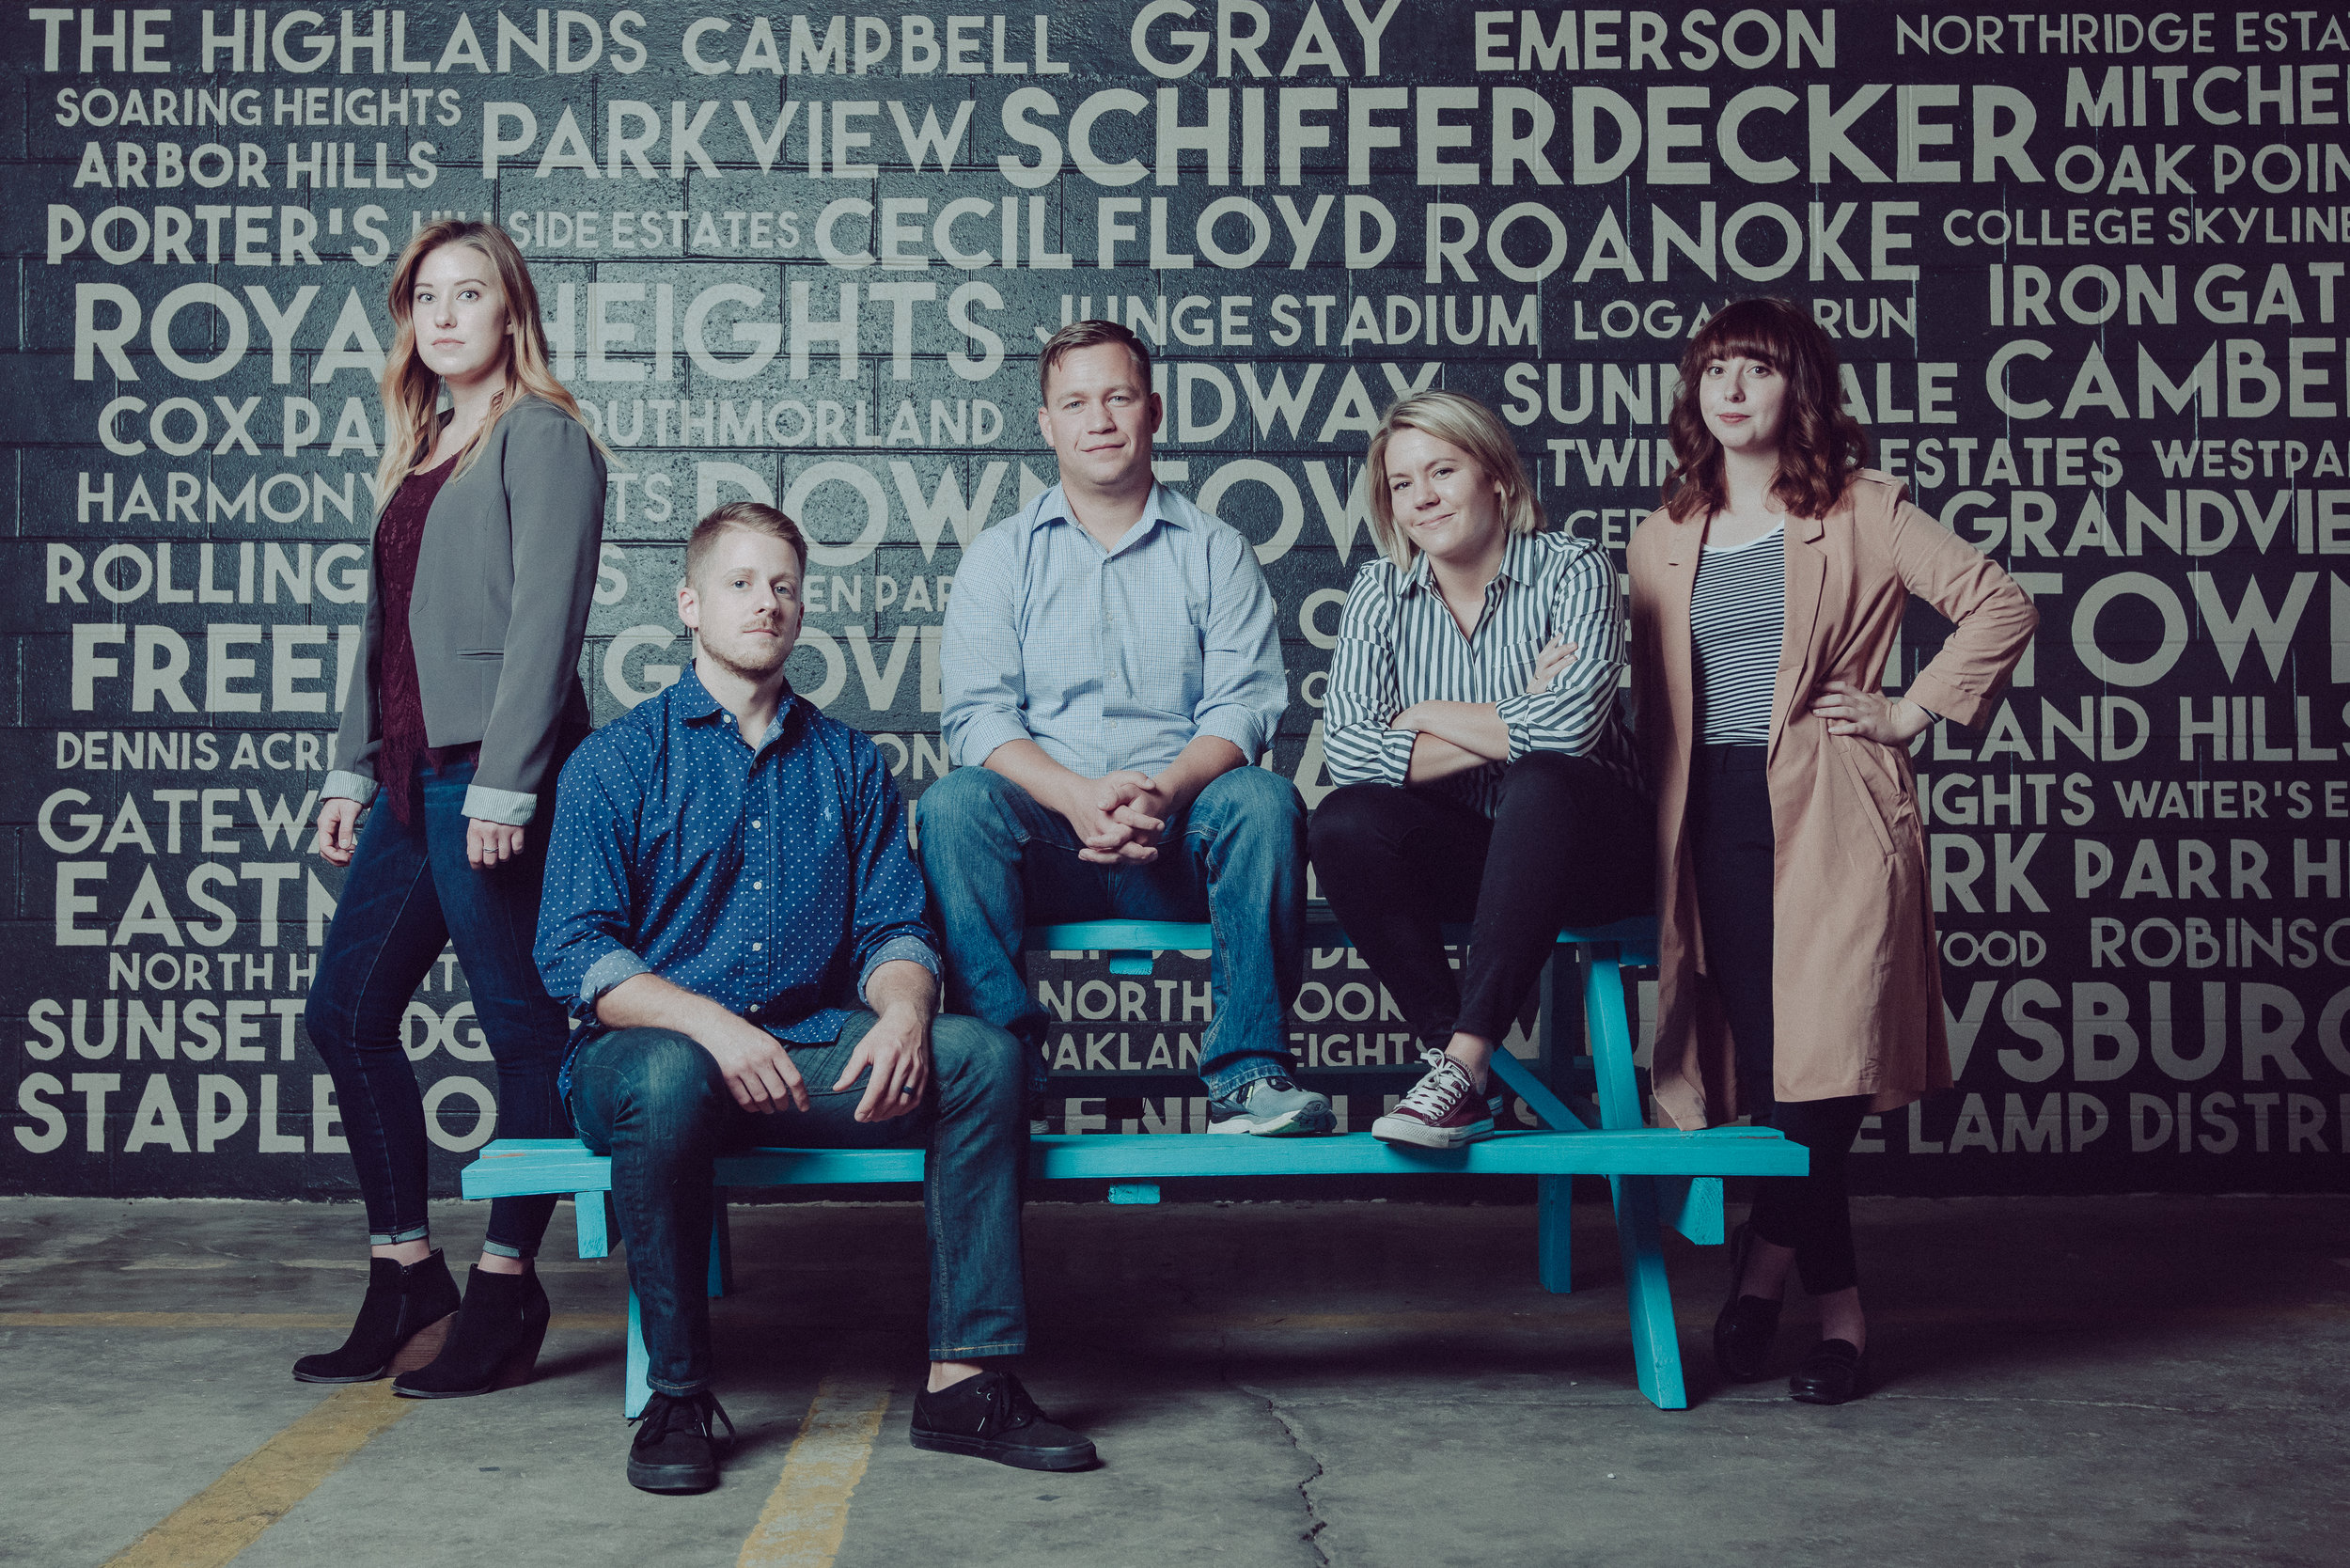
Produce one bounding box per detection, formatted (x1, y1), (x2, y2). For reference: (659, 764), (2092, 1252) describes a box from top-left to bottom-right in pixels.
(1690, 745), (1868, 1297)
(1309, 751), (1652, 1050)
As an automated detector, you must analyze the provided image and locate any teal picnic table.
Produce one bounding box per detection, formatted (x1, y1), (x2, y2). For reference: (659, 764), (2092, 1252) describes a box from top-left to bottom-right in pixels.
(462, 915), (1805, 1413)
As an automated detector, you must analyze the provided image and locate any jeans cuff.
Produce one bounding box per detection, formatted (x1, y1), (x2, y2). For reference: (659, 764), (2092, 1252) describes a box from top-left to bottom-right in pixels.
(1200, 1055), (1289, 1102)
(479, 1240), (532, 1261)
(932, 1340), (1026, 1360)
(368, 1225), (431, 1247)
(646, 1376), (708, 1398)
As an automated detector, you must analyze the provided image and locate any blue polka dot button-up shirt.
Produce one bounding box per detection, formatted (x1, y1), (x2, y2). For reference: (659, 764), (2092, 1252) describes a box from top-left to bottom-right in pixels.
(536, 666), (939, 1091)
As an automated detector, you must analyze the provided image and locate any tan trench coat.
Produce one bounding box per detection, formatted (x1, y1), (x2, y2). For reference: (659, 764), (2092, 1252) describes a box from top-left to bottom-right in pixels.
(1627, 471), (2038, 1129)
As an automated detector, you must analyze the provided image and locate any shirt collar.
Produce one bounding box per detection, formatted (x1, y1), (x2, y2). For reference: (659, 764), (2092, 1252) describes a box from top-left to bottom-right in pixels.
(674, 664), (799, 751)
(1029, 482), (1187, 549)
(1401, 531), (1542, 596)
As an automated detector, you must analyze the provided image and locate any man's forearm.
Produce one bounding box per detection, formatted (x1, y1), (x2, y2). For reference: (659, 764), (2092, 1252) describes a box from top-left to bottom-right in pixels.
(597, 970), (743, 1043)
(865, 958), (938, 1023)
(981, 737), (1088, 814)
(1152, 735), (1247, 812)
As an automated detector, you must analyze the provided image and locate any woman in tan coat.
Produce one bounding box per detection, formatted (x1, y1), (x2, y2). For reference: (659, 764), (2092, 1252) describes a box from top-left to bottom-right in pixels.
(1628, 299), (2035, 1403)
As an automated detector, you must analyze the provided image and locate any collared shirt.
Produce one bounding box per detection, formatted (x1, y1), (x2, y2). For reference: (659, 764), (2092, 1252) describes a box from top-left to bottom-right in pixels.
(535, 666), (939, 1090)
(940, 481), (1288, 776)
(1322, 529), (1643, 816)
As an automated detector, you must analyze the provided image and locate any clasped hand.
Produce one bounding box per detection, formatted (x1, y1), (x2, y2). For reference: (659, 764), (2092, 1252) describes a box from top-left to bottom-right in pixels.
(1062, 770), (1172, 865)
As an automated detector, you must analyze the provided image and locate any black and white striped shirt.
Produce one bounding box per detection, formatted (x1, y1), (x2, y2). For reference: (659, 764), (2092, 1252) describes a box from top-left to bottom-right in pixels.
(1689, 524), (1786, 745)
(1324, 529), (1642, 816)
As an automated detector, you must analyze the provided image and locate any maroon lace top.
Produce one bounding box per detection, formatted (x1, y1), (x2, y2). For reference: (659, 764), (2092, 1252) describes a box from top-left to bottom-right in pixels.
(373, 454), (459, 823)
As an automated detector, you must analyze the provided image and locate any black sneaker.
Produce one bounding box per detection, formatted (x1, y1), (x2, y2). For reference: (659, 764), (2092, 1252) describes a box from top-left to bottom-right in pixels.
(910, 1370), (1097, 1471)
(627, 1390), (734, 1494)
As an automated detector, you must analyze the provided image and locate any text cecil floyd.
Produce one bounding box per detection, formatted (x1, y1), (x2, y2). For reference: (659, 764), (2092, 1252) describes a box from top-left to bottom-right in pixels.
(9, 3), (2350, 1198)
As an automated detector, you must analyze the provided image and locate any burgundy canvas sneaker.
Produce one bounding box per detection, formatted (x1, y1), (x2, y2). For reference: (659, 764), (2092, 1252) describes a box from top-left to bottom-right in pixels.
(1371, 1049), (1496, 1149)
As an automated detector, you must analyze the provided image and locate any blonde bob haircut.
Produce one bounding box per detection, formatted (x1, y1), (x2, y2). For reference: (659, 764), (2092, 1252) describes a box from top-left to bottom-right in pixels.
(1363, 391), (1546, 570)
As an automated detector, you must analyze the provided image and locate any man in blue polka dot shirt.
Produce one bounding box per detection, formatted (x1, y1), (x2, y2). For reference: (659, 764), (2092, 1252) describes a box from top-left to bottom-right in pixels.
(538, 503), (1095, 1494)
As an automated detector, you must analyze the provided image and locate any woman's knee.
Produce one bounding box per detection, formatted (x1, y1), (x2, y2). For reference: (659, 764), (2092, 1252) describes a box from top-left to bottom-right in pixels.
(1308, 782), (1404, 859)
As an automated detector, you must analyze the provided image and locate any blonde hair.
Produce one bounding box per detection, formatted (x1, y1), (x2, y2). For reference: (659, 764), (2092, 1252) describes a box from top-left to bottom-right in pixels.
(374, 220), (604, 508)
(1364, 391), (1545, 570)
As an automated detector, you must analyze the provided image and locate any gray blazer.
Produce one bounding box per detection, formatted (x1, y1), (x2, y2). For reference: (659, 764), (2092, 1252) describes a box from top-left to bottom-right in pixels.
(324, 394), (606, 825)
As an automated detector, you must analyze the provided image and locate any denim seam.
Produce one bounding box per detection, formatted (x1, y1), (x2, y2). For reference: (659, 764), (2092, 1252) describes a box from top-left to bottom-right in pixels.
(340, 845), (441, 1246)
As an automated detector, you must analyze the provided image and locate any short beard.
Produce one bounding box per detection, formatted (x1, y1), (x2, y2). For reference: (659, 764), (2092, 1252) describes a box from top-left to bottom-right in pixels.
(698, 630), (791, 683)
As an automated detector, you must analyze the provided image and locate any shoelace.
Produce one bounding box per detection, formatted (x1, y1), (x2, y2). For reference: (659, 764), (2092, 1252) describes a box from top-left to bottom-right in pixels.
(1393, 1049), (1473, 1118)
(634, 1390), (736, 1448)
(971, 1375), (1044, 1436)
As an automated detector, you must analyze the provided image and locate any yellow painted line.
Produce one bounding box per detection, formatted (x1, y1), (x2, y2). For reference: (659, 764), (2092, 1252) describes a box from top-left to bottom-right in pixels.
(736, 1374), (892, 1568)
(0, 1311), (628, 1330)
(100, 1381), (414, 1568)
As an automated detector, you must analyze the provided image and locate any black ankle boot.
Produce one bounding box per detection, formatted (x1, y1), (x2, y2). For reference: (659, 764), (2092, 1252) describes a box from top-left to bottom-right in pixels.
(393, 1265), (551, 1399)
(292, 1250), (462, 1383)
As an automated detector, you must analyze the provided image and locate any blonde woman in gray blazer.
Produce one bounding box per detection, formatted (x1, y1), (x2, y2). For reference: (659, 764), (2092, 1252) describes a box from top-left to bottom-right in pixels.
(299, 220), (607, 1399)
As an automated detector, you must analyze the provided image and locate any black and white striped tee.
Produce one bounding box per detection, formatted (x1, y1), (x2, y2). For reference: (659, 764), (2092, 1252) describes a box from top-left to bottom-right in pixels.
(1689, 524), (1786, 745)
(1323, 530), (1643, 818)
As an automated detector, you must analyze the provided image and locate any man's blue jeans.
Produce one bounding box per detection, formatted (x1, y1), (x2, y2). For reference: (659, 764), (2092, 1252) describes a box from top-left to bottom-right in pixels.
(568, 1013), (1028, 1396)
(915, 765), (1308, 1100)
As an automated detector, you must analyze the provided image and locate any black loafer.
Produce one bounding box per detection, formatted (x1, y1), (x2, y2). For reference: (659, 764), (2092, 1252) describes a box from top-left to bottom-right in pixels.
(1712, 1224), (1782, 1382)
(627, 1390), (735, 1493)
(911, 1370), (1096, 1471)
(1789, 1339), (1870, 1405)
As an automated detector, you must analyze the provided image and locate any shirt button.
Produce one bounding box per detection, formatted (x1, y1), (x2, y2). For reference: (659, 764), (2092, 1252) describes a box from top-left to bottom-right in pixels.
(752, 942), (763, 951)
(753, 881), (763, 890)
(752, 819), (762, 828)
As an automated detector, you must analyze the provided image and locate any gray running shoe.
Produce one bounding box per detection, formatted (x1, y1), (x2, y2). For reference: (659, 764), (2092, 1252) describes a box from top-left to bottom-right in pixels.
(1206, 1076), (1336, 1137)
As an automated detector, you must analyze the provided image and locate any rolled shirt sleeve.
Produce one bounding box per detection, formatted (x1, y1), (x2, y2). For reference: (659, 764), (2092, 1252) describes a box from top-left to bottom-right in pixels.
(1191, 526), (1289, 761)
(1322, 561), (1418, 787)
(533, 745), (645, 1021)
(1494, 541), (1627, 760)
(845, 734), (944, 998)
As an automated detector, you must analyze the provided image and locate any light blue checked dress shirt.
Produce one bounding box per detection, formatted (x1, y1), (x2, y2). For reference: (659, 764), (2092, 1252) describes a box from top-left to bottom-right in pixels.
(940, 483), (1289, 776)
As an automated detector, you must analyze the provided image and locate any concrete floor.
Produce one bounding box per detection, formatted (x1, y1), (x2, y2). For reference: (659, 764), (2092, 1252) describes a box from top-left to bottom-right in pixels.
(3, 1192), (2345, 1568)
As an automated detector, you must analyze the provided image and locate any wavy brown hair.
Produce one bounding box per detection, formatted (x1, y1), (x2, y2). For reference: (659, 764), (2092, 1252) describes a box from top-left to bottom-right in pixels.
(375, 220), (603, 508)
(1660, 297), (1869, 524)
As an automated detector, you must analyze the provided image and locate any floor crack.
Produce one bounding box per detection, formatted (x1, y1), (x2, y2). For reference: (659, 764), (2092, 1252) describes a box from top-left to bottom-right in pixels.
(1233, 1380), (1333, 1567)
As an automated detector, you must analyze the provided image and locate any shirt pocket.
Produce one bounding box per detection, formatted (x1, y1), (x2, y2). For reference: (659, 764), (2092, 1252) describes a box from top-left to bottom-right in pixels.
(1123, 585), (1209, 715)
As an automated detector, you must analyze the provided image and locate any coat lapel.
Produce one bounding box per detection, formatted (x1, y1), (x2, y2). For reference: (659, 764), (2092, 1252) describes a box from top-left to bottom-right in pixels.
(1766, 512), (1829, 764)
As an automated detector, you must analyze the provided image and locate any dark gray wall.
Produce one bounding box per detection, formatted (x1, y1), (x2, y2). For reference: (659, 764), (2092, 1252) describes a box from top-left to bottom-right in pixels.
(6, 3), (2346, 1200)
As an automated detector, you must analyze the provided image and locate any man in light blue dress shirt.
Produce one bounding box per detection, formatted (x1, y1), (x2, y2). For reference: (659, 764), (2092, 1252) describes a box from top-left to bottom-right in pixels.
(922, 320), (1324, 1135)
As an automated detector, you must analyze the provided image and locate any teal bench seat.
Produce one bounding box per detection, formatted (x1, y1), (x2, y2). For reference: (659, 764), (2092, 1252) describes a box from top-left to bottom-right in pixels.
(460, 916), (1805, 1414)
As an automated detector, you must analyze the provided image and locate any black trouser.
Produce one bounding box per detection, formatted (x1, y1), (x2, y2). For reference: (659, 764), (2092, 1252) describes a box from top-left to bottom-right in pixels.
(1690, 745), (1869, 1297)
(1309, 751), (1652, 1051)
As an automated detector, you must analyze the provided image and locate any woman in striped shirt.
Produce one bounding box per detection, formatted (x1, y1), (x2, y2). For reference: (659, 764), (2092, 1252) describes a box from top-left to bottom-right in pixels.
(1630, 299), (2035, 1405)
(1311, 392), (1648, 1151)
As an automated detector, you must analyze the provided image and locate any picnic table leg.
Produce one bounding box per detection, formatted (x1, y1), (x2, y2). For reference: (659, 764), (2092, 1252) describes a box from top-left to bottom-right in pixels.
(1584, 943), (1690, 1409)
(574, 1191), (609, 1260)
(1537, 1176), (1574, 1294)
(625, 1288), (651, 1419)
(1609, 1173), (1690, 1410)
(707, 1200), (732, 1298)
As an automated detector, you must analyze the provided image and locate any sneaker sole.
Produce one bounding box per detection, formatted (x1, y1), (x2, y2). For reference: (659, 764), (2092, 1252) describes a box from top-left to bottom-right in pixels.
(911, 1430), (1098, 1470)
(1206, 1105), (1337, 1137)
(626, 1458), (719, 1494)
(1370, 1114), (1495, 1149)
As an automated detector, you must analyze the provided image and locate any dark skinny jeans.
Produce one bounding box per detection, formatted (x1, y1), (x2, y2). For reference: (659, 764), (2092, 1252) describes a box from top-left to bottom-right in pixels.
(304, 758), (572, 1257)
(1689, 744), (1870, 1297)
(1309, 750), (1652, 1051)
